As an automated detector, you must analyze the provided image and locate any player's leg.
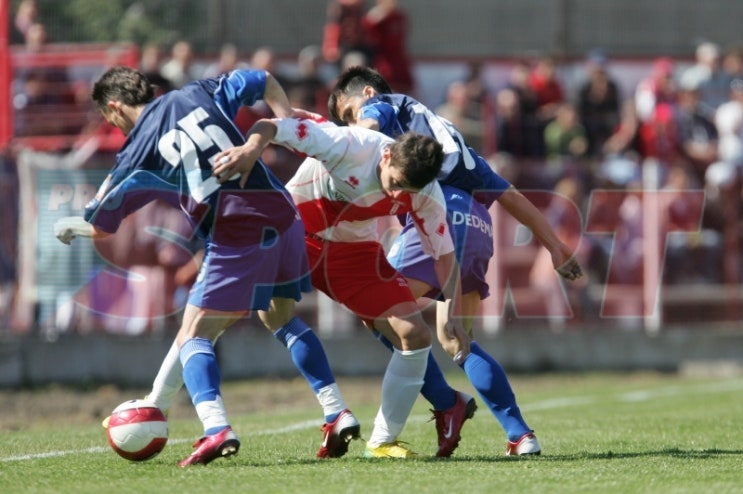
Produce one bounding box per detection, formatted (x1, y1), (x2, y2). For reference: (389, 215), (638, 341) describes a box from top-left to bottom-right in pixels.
(437, 294), (540, 455)
(371, 271), (477, 458)
(322, 240), (431, 458)
(176, 303), (244, 467)
(176, 234), (294, 466)
(147, 339), (183, 413)
(258, 296), (359, 458)
(405, 278), (470, 412)
(361, 300), (431, 458)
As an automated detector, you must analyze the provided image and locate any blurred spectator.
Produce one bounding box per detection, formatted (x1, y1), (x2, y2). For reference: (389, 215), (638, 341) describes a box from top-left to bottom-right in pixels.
(494, 88), (534, 159)
(12, 0), (38, 44)
(714, 78), (743, 170)
(665, 74), (725, 285)
(435, 80), (483, 152)
(506, 60), (539, 119)
(322, 0), (372, 68)
(340, 50), (371, 72)
(635, 57), (677, 123)
(528, 55), (565, 124)
(12, 22), (76, 137)
(576, 49), (622, 157)
(461, 61), (490, 120)
(662, 167), (723, 284)
(203, 42), (248, 79)
(501, 60), (542, 157)
(706, 78), (743, 226)
(362, 0), (415, 94)
(287, 45), (329, 115)
(584, 169), (629, 281)
(611, 183), (645, 286)
(683, 41), (730, 115)
(160, 40), (198, 89)
(603, 99), (642, 158)
(634, 57), (678, 166)
(544, 102), (589, 162)
(675, 70), (719, 185)
(139, 42), (174, 95)
(249, 46), (290, 85)
(721, 44), (743, 80)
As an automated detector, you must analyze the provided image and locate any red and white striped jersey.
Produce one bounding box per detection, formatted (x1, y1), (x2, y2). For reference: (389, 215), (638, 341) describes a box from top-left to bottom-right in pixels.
(276, 118), (454, 260)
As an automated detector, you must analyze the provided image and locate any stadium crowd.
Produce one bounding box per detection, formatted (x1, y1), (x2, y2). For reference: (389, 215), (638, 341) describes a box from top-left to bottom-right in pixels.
(3, 0), (743, 334)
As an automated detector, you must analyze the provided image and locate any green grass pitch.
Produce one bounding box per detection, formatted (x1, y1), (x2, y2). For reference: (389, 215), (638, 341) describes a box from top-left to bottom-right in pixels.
(1, 372), (741, 494)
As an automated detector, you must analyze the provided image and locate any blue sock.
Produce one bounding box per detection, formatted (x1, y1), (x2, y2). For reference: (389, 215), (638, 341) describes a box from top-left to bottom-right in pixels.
(373, 329), (455, 410)
(180, 337), (226, 436)
(462, 341), (530, 441)
(274, 317), (338, 422)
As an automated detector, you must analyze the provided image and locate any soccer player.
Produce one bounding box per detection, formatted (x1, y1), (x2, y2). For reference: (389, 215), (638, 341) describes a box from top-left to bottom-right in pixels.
(212, 117), (471, 458)
(53, 66), (360, 466)
(328, 66), (583, 456)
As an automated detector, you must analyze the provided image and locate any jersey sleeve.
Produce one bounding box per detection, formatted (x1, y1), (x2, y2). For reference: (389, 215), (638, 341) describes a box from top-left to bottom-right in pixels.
(273, 118), (372, 169)
(359, 101), (398, 136)
(212, 69), (267, 120)
(409, 182), (455, 260)
(83, 164), (172, 234)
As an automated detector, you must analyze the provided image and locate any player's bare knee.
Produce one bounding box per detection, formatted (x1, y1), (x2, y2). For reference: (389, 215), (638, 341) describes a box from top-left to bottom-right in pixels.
(392, 320), (431, 350)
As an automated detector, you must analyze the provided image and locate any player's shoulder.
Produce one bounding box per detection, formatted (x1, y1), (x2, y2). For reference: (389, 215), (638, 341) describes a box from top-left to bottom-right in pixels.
(345, 123), (393, 145)
(368, 93), (413, 106)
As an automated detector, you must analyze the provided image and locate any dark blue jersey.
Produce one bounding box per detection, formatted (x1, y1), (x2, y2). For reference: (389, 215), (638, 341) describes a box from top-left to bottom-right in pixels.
(359, 93), (511, 207)
(84, 70), (298, 247)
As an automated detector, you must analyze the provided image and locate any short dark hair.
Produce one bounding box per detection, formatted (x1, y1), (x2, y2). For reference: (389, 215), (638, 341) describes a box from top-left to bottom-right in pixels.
(328, 66), (392, 122)
(388, 132), (444, 190)
(92, 66), (155, 110)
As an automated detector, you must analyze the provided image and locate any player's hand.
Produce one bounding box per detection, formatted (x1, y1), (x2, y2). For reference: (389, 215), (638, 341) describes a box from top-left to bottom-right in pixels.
(213, 146), (261, 188)
(438, 319), (470, 365)
(55, 226), (76, 245)
(551, 241), (583, 281)
(556, 255), (583, 280)
(290, 108), (325, 122)
(54, 217), (89, 245)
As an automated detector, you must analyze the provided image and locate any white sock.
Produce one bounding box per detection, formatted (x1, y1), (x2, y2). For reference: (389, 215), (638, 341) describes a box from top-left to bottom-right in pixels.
(148, 341), (183, 412)
(316, 383), (347, 418)
(195, 395), (230, 433)
(367, 346), (430, 447)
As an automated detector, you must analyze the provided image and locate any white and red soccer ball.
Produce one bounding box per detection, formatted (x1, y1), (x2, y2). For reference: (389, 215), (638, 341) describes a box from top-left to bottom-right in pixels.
(106, 399), (168, 461)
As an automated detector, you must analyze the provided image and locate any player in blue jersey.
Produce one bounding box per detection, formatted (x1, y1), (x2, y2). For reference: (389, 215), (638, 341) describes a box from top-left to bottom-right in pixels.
(53, 66), (360, 466)
(329, 66), (583, 456)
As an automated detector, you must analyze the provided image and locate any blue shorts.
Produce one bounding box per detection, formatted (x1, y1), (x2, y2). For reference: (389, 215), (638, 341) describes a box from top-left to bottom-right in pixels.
(188, 218), (312, 312)
(387, 186), (493, 300)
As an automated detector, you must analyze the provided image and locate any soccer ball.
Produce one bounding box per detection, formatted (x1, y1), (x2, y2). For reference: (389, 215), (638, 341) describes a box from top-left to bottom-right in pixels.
(105, 399), (168, 461)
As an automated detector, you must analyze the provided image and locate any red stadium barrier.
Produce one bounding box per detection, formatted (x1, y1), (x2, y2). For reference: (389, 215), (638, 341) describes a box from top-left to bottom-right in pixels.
(0, 0), (11, 147)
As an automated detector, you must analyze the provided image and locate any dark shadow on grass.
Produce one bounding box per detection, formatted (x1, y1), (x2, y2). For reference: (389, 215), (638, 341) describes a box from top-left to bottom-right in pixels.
(538, 448), (743, 461)
(415, 448), (743, 463)
(167, 448), (743, 468)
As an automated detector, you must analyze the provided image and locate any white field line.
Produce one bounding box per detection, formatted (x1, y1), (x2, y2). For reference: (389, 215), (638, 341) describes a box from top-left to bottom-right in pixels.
(0, 420), (321, 463)
(2, 380), (742, 463)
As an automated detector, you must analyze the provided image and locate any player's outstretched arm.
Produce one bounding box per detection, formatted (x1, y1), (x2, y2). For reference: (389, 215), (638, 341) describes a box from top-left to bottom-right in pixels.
(496, 186), (583, 281)
(54, 216), (109, 245)
(262, 72), (294, 118)
(433, 251), (470, 363)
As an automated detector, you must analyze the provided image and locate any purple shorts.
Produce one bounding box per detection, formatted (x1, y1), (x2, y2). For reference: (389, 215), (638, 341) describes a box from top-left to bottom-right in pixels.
(387, 187), (492, 300)
(188, 218), (311, 312)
